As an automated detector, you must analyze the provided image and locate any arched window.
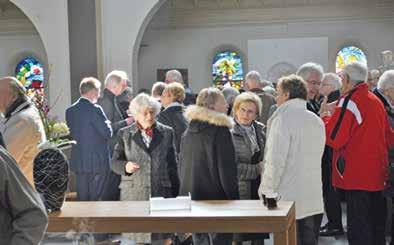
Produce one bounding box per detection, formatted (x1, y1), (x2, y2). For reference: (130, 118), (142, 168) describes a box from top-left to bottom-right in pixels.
(336, 46), (367, 73)
(15, 56), (44, 89)
(212, 51), (244, 89)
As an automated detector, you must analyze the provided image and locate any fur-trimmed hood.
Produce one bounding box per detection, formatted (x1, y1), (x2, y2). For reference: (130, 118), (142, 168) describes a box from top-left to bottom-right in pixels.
(185, 105), (234, 129)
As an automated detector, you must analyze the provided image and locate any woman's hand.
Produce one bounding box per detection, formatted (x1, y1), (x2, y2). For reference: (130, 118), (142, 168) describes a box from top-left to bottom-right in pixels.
(125, 162), (140, 174)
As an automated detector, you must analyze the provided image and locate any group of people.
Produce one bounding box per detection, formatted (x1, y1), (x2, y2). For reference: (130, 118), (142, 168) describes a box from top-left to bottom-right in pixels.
(0, 60), (394, 245)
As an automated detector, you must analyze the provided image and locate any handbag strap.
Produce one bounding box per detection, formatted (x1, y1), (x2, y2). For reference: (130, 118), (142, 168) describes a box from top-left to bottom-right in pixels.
(330, 88), (357, 140)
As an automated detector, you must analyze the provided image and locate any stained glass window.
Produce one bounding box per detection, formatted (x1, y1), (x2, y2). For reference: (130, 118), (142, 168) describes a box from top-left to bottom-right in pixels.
(336, 46), (367, 73)
(212, 51), (243, 89)
(15, 56), (44, 89)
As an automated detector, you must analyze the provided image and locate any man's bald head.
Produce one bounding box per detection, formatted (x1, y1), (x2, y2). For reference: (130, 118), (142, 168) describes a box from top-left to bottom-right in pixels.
(0, 77), (27, 113)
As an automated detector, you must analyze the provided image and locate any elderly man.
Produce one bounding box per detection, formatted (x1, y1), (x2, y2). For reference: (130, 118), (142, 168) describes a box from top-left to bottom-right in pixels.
(0, 144), (48, 245)
(296, 62), (324, 115)
(66, 77), (112, 201)
(321, 62), (394, 245)
(165, 69), (196, 105)
(0, 77), (46, 187)
(98, 70), (133, 201)
(374, 70), (394, 244)
(151, 81), (167, 102)
(367, 69), (381, 91)
(244, 71), (276, 126)
(319, 72), (344, 237)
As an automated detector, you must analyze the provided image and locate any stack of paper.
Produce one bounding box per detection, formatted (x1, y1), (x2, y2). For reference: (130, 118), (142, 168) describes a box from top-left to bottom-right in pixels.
(150, 195), (191, 211)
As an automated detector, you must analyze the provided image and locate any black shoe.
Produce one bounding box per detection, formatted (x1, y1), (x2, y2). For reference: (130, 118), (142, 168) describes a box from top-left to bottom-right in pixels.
(319, 227), (344, 237)
(320, 223), (328, 231)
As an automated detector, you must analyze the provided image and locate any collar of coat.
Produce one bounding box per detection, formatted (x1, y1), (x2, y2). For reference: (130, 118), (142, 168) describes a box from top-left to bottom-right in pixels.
(271, 98), (307, 119)
(4, 96), (31, 119)
(185, 105), (234, 129)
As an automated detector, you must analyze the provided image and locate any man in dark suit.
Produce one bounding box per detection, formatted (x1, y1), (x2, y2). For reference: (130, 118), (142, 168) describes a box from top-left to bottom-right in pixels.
(66, 77), (113, 201)
(98, 71), (133, 201)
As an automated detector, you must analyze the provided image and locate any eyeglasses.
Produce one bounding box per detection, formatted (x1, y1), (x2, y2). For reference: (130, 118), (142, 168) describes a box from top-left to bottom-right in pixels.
(306, 80), (322, 86)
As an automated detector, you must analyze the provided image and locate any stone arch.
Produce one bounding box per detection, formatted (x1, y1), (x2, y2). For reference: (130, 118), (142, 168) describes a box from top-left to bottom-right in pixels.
(11, 0), (71, 119)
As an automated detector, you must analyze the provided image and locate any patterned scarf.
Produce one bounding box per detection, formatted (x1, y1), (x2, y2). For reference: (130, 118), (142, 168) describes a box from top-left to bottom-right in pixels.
(137, 122), (154, 147)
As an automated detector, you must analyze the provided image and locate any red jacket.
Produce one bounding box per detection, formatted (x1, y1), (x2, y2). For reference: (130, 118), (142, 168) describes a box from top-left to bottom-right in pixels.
(323, 83), (394, 191)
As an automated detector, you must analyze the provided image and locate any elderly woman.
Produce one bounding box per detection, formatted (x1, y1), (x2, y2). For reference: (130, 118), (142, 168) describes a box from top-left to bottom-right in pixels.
(222, 86), (240, 115)
(180, 87), (239, 245)
(158, 82), (189, 154)
(259, 75), (325, 245)
(231, 92), (268, 245)
(112, 93), (179, 245)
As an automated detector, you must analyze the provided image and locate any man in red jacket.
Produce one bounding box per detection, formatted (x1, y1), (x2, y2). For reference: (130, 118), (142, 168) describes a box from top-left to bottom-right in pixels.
(321, 62), (394, 245)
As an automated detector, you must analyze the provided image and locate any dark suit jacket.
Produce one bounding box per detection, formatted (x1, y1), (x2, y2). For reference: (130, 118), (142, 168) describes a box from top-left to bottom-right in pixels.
(97, 89), (127, 153)
(66, 98), (113, 174)
(157, 105), (188, 154)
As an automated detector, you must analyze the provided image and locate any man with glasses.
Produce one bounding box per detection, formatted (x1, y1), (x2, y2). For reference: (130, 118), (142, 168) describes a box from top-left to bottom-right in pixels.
(296, 62), (324, 115)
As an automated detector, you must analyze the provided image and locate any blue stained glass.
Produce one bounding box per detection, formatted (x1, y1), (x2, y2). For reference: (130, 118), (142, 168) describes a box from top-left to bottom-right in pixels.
(15, 56), (44, 89)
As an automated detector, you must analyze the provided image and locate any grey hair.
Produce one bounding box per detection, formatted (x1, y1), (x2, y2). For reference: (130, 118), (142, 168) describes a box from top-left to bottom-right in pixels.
(221, 87), (240, 105)
(322, 73), (342, 90)
(343, 62), (368, 84)
(79, 77), (101, 95)
(128, 93), (161, 117)
(104, 70), (129, 87)
(370, 69), (380, 79)
(165, 70), (183, 84)
(245, 70), (266, 88)
(296, 62), (324, 82)
(377, 70), (394, 91)
(151, 81), (166, 97)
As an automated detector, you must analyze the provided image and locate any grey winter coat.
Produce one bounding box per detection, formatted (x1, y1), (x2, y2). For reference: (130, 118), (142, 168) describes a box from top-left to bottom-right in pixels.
(111, 122), (179, 199)
(0, 146), (48, 245)
(111, 122), (179, 243)
(231, 120), (266, 200)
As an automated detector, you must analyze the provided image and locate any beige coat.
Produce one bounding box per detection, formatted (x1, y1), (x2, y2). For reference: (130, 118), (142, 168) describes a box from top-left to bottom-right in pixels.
(259, 98), (325, 220)
(0, 100), (46, 187)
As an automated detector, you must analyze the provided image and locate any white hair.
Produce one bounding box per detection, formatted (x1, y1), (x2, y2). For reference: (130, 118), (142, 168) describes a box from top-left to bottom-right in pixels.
(296, 62), (324, 81)
(221, 87), (240, 104)
(165, 70), (183, 84)
(322, 73), (342, 90)
(104, 70), (129, 87)
(245, 70), (266, 88)
(377, 70), (394, 91)
(128, 93), (161, 117)
(151, 81), (166, 97)
(343, 62), (368, 84)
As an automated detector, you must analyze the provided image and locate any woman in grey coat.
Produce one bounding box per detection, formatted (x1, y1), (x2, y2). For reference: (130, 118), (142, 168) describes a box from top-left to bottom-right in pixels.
(111, 93), (179, 245)
(231, 92), (268, 244)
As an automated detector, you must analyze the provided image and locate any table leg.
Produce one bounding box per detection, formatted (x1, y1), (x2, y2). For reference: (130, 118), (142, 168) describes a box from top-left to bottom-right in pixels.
(288, 218), (297, 245)
(274, 231), (288, 245)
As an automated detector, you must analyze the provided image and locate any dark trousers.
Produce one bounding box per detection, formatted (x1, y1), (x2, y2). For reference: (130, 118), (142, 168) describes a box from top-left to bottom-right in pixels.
(321, 146), (343, 229)
(101, 171), (121, 201)
(345, 190), (387, 245)
(193, 233), (232, 245)
(297, 214), (323, 245)
(76, 173), (108, 201)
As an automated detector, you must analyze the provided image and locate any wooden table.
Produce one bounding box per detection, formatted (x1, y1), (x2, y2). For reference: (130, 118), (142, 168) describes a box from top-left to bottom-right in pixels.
(48, 200), (296, 245)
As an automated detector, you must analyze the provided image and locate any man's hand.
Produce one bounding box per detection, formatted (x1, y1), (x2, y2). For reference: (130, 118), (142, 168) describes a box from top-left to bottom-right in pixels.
(125, 162), (140, 174)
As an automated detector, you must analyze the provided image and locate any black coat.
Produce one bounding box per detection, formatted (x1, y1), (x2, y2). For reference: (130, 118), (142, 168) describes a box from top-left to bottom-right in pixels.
(97, 89), (128, 153)
(66, 98), (112, 174)
(179, 105), (239, 201)
(374, 89), (394, 196)
(157, 105), (188, 154)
